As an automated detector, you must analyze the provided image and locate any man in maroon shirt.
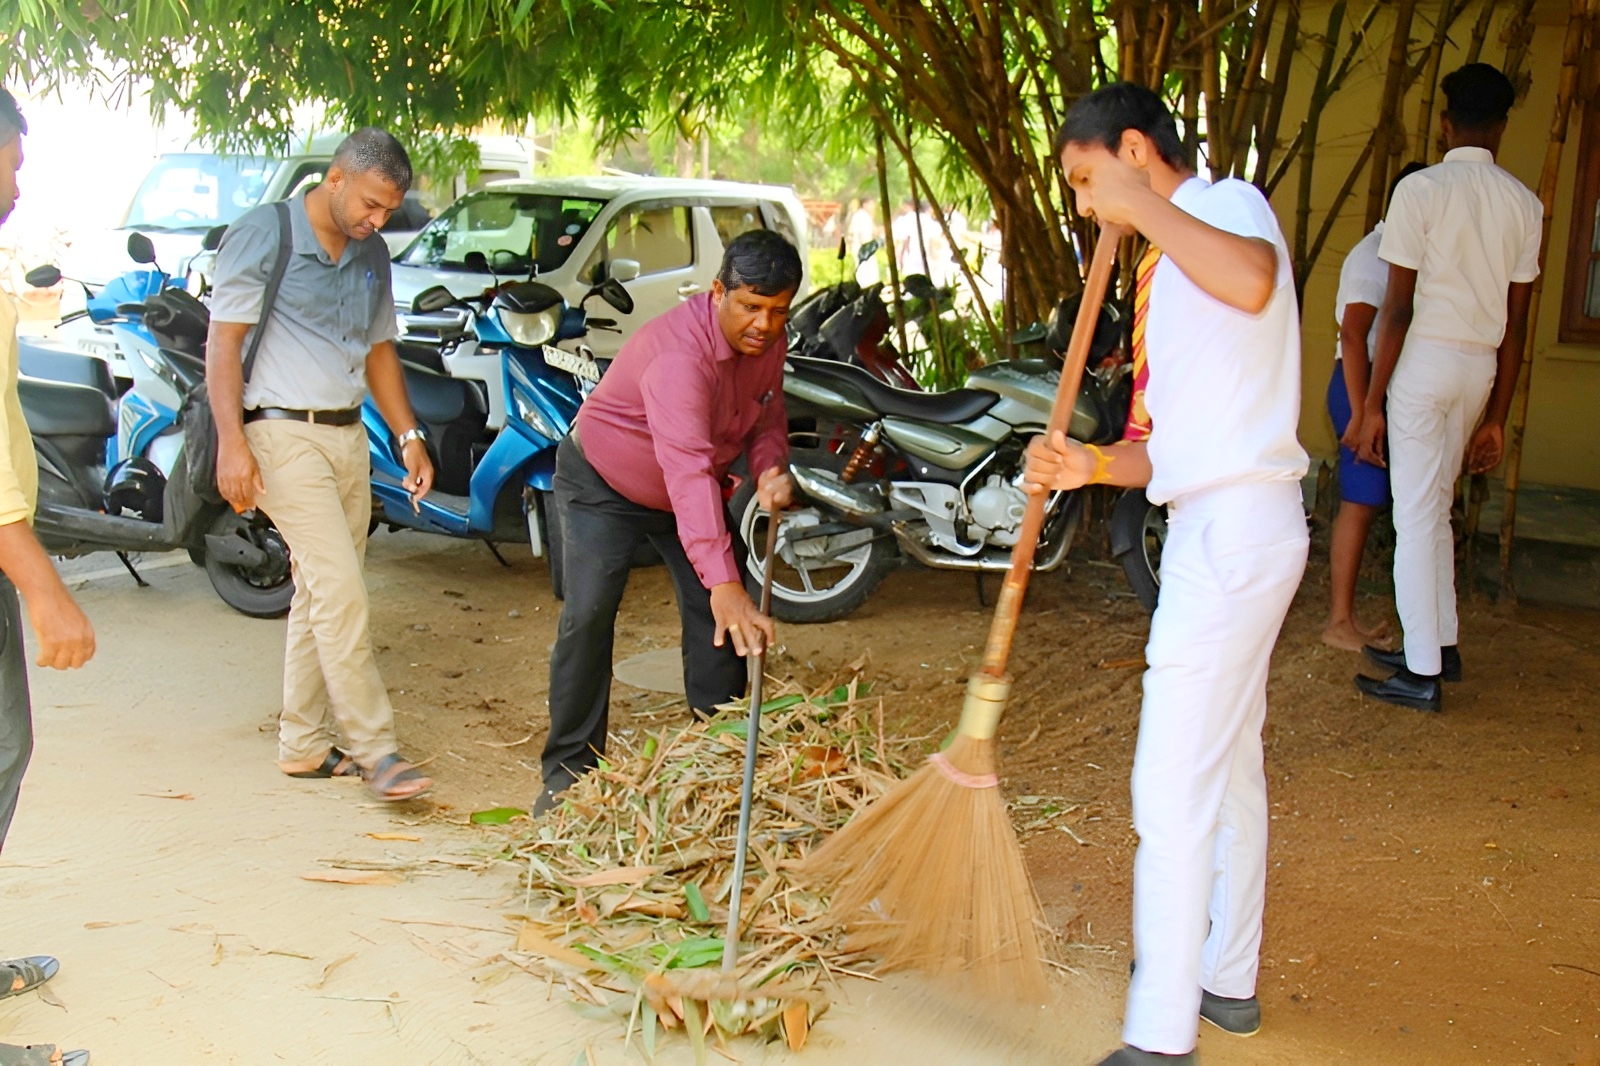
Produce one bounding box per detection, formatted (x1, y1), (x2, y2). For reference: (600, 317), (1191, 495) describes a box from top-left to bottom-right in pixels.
(539, 230), (800, 810)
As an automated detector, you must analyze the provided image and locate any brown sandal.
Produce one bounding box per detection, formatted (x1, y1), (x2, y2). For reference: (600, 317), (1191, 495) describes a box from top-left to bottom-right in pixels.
(365, 754), (433, 802)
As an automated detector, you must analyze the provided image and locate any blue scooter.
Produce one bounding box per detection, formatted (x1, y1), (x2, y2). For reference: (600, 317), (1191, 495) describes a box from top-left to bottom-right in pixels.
(366, 277), (633, 593)
(19, 244), (295, 618)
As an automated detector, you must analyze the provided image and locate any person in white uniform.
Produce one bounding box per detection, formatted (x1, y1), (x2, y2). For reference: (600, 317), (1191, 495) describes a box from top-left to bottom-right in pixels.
(1351, 64), (1540, 713)
(1322, 162), (1426, 653)
(1029, 82), (1310, 1066)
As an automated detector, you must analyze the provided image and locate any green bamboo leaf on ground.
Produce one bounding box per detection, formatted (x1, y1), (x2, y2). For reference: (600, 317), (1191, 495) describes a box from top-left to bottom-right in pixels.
(760, 694), (806, 713)
(683, 882), (710, 922)
(470, 806), (527, 825)
(705, 719), (747, 739)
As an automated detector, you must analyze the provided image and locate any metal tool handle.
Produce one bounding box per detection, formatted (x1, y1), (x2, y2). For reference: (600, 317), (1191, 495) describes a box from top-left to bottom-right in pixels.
(978, 222), (1126, 680)
(722, 508), (782, 972)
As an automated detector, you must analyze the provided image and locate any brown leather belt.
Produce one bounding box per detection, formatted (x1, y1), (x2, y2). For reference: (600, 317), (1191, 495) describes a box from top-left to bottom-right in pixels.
(244, 406), (364, 427)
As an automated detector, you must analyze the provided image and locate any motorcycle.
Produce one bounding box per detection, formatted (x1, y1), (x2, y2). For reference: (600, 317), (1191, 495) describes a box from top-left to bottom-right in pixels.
(18, 257), (296, 618)
(50, 226), (227, 383)
(365, 276), (633, 597)
(734, 295), (1163, 622)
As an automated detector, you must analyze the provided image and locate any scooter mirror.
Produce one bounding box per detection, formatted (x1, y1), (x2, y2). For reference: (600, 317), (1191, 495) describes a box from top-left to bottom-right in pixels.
(858, 238), (882, 264)
(411, 286), (457, 314)
(608, 258), (641, 283)
(24, 265), (61, 290)
(490, 249), (521, 273)
(202, 225), (227, 252)
(837, 236), (847, 261)
(598, 279), (634, 316)
(126, 232), (158, 265)
(902, 273), (936, 300)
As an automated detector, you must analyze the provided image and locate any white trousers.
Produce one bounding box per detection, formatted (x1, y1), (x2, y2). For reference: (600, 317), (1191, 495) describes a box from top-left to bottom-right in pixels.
(1386, 338), (1495, 676)
(1123, 481), (1308, 1055)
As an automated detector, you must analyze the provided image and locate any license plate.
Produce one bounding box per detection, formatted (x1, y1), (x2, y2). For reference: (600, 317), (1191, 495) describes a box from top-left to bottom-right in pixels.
(542, 346), (601, 383)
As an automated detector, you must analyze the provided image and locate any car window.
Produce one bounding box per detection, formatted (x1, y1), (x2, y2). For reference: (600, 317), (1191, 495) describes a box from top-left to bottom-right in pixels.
(761, 201), (801, 251)
(283, 162), (327, 199)
(122, 153), (281, 231)
(581, 204), (695, 282)
(709, 204), (765, 246)
(399, 191), (608, 275)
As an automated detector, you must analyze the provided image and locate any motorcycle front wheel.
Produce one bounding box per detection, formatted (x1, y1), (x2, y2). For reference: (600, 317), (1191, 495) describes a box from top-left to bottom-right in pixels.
(203, 510), (295, 618)
(733, 475), (896, 624)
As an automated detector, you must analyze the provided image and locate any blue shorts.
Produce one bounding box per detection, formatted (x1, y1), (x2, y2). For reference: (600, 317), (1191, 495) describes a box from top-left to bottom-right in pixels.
(1326, 363), (1391, 507)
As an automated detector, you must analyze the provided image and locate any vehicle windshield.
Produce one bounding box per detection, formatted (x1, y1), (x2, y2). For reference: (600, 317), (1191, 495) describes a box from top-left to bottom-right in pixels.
(398, 191), (608, 276)
(122, 153), (281, 232)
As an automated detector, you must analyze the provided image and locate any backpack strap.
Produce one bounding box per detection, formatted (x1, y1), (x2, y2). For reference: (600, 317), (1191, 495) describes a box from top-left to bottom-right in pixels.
(240, 200), (294, 385)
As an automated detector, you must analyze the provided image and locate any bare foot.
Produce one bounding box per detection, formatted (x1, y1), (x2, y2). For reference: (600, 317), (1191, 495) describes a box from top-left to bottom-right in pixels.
(1321, 619), (1370, 652)
(1358, 618), (1393, 645)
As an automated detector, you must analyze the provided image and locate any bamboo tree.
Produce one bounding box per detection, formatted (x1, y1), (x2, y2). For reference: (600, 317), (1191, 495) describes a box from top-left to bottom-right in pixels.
(1364, 0), (1420, 230)
(1496, 0), (1595, 605)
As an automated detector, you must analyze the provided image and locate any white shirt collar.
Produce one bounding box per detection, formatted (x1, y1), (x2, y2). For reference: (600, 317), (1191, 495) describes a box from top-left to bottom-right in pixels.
(1443, 146), (1495, 165)
(1169, 175), (1209, 211)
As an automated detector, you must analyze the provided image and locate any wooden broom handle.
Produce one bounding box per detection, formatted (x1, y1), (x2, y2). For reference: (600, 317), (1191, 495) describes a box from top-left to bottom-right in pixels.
(979, 222), (1126, 679)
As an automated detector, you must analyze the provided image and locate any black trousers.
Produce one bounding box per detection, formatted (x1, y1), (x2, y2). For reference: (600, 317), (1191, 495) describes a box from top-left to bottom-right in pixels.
(0, 576), (33, 852)
(541, 436), (747, 800)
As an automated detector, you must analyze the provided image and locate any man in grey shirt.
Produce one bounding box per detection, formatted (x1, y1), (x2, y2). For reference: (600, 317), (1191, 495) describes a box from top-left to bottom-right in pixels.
(207, 128), (435, 802)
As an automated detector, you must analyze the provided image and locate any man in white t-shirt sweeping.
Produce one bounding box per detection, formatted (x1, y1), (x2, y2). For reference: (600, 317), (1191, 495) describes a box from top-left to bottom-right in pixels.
(1027, 83), (1309, 1065)
(1351, 64), (1541, 713)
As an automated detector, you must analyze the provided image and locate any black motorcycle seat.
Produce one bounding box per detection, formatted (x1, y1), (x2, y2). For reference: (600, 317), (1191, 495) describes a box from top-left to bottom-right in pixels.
(788, 355), (998, 424)
(402, 364), (484, 426)
(18, 340), (117, 396)
(396, 339), (447, 376)
(19, 377), (116, 439)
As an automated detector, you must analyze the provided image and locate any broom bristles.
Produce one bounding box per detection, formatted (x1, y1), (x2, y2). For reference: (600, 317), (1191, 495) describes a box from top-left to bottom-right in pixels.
(800, 732), (1050, 1004)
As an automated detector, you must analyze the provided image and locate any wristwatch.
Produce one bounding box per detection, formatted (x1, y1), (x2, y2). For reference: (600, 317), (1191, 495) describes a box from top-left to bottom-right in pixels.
(397, 427), (427, 449)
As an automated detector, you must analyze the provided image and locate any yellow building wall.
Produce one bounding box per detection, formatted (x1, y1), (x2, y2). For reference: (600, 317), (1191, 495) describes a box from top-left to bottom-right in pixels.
(1275, 1), (1600, 489)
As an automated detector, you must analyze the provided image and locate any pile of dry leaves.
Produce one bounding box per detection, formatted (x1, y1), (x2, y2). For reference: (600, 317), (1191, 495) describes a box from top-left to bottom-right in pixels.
(504, 675), (920, 1060)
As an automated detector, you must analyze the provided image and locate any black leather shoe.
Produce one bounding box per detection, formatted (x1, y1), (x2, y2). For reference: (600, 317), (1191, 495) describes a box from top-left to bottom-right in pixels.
(1355, 668), (1442, 712)
(1096, 1048), (1197, 1065)
(1200, 990), (1260, 1036)
(1363, 644), (1461, 682)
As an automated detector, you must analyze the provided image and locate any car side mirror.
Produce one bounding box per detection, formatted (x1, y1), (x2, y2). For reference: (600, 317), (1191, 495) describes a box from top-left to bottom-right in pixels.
(598, 278), (634, 315)
(202, 225), (227, 252)
(127, 232), (157, 265)
(24, 265), (61, 289)
(411, 286), (456, 314)
(608, 258), (641, 283)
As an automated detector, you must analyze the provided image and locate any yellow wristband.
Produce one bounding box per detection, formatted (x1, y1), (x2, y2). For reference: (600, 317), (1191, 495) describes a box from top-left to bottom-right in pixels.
(1083, 443), (1112, 485)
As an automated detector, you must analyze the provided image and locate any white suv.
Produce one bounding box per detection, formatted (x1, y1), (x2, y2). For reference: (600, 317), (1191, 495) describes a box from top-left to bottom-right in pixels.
(389, 176), (810, 359)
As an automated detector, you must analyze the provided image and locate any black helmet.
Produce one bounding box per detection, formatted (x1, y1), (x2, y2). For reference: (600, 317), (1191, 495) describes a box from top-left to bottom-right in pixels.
(104, 457), (166, 522)
(1046, 291), (1131, 364)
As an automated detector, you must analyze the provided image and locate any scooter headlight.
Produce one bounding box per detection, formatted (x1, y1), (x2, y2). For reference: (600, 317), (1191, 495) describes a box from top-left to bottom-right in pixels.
(500, 306), (561, 348)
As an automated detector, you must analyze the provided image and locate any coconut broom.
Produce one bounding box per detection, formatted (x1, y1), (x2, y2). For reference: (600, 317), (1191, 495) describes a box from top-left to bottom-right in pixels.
(802, 221), (1128, 1004)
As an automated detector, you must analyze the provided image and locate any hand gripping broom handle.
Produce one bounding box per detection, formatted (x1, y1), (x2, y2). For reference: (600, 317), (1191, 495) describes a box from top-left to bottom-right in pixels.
(722, 508), (782, 973)
(962, 223), (1126, 736)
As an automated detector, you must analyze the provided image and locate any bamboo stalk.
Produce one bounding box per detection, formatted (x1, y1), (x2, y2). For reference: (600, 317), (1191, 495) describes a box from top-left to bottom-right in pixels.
(1294, 2), (1348, 279)
(1496, 0), (1593, 606)
(1466, 0), (1499, 64)
(874, 129), (910, 358)
(1254, 0), (1302, 186)
(1364, 0), (1419, 231)
(1411, 0), (1463, 165)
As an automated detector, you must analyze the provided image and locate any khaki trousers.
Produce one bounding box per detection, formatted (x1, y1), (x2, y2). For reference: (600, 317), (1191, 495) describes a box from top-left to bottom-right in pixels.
(246, 419), (396, 767)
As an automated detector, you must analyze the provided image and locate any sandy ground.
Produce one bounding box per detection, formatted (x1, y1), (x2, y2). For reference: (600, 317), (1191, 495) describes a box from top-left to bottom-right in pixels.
(0, 528), (1595, 1064)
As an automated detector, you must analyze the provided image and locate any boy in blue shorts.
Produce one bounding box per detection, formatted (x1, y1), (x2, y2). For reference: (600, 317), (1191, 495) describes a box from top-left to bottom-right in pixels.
(1322, 162), (1425, 652)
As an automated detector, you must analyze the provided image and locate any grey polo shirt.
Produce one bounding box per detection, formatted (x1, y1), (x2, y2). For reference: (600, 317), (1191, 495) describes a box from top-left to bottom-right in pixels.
(210, 192), (398, 411)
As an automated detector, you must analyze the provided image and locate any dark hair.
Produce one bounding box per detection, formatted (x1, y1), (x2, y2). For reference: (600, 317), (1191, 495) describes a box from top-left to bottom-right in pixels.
(333, 127), (413, 191)
(1054, 83), (1185, 168)
(717, 229), (803, 297)
(1441, 63), (1516, 130)
(0, 88), (27, 147)
(1388, 162), (1427, 210)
